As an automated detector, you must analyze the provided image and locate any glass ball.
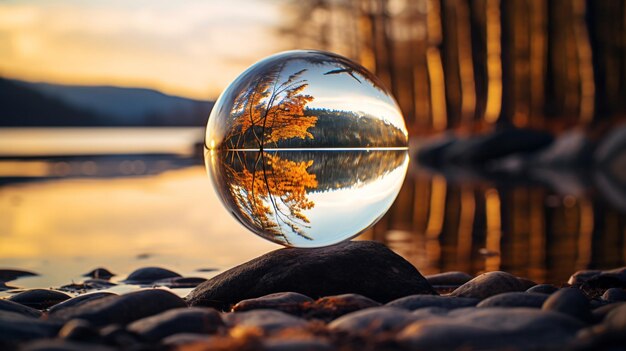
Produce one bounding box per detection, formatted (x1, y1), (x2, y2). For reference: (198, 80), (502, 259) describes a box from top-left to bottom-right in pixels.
(205, 50), (408, 248)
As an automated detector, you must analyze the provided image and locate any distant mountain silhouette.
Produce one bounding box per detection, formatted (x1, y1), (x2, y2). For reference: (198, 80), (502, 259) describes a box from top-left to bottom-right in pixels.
(0, 78), (214, 126)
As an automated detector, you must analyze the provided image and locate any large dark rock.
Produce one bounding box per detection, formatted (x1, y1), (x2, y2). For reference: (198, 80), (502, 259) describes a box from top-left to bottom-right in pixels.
(128, 307), (223, 342)
(8, 289), (71, 310)
(443, 128), (554, 164)
(450, 271), (529, 300)
(50, 289), (187, 327)
(187, 241), (436, 310)
(397, 308), (584, 351)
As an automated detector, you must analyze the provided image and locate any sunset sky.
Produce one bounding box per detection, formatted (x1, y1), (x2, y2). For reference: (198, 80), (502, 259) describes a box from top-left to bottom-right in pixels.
(0, 0), (284, 100)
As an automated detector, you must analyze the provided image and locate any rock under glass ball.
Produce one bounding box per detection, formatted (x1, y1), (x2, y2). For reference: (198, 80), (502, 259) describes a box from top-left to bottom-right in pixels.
(205, 50), (409, 247)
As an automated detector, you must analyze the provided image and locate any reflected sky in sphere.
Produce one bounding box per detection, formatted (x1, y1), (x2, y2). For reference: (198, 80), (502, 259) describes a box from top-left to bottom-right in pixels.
(205, 50), (408, 247)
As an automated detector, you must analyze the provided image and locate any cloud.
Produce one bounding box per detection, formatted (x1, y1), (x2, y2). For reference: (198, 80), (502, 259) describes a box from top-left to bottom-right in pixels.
(0, 0), (283, 99)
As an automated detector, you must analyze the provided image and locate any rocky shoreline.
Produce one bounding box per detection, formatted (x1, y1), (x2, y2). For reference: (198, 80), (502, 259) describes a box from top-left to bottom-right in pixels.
(1, 241), (625, 350)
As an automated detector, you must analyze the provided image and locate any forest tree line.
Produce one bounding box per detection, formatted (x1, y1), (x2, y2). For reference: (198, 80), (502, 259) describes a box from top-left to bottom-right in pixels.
(280, 0), (626, 135)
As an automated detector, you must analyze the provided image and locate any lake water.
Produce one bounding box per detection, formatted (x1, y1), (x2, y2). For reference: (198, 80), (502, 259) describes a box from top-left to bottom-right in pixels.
(0, 128), (624, 296)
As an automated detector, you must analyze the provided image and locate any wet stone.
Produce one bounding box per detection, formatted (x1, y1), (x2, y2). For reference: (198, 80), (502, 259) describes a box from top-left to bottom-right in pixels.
(232, 292), (314, 313)
(592, 302), (626, 323)
(386, 295), (479, 310)
(122, 266), (182, 284)
(8, 289), (71, 310)
(223, 309), (308, 334)
(187, 241), (436, 310)
(153, 276), (207, 289)
(304, 294), (381, 321)
(128, 307), (223, 342)
(601, 288), (626, 303)
(410, 307), (452, 320)
(58, 319), (100, 342)
(162, 333), (213, 347)
(0, 281), (17, 291)
(527, 284), (559, 295)
(99, 325), (143, 348)
(397, 308), (585, 351)
(0, 269), (38, 282)
(58, 279), (116, 294)
(542, 287), (592, 323)
(263, 337), (334, 351)
(425, 271), (473, 286)
(23, 339), (116, 351)
(83, 268), (115, 280)
(328, 306), (414, 334)
(568, 270), (601, 285)
(450, 271), (529, 300)
(477, 292), (549, 308)
(0, 311), (61, 342)
(50, 289), (187, 327)
(48, 292), (117, 314)
(0, 298), (43, 318)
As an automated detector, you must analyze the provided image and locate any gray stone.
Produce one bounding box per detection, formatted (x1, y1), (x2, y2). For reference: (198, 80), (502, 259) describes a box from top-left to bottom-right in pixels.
(263, 337), (334, 351)
(8, 289), (71, 310)
(592, 302), (625, 323)
(23, 339), (116, 351)
(162, 333), (213, 347)
(50, 289), (187, 327)
(58, 319), (100, 342)
(0, 311), (61, 342)
(232, 292), (314, 313)
(601, 288), (626, 303)
(443, 128), (554, 164)
(526, 284), (559, 295)
(604, 302), (626, 332)
(49, 292), (117, 314)
(386, 295), (478, 310)
(305, 294), (380, 321)
(397, 308), (584, 351)
(533, 129), (592, 166)
(568, 270), (601, 285)
(187, 241), (436, 310)
(328, 306), (414, 334)
(122, 266), (181, 284)
(128, 307), (223, 341)
(450, 271), (529, 300)
(0, 298), (42, 317)
(410, 307), (451, 320)
(426, 271), (473, 286)
(542, 288), (592, 323)
(477, 292), (549, 308)
(223, 309), (308, 334)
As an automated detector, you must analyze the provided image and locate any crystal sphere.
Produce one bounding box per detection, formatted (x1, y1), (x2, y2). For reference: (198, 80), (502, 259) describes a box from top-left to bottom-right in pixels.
(205, 50), (408, 247)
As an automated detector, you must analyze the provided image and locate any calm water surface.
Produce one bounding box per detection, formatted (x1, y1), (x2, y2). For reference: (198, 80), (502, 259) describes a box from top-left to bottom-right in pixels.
(0, 128), (624, 296)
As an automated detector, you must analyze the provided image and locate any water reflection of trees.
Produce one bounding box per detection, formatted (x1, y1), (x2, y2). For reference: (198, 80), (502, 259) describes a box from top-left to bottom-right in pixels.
(212, 150), (407, 244)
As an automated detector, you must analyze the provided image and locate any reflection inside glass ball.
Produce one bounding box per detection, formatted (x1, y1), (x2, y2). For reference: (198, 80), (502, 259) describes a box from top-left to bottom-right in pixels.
(205, 50), (409, 247)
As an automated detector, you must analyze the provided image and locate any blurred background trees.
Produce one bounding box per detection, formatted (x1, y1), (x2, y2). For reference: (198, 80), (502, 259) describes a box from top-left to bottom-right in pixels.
(280, 0), (626, 136)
